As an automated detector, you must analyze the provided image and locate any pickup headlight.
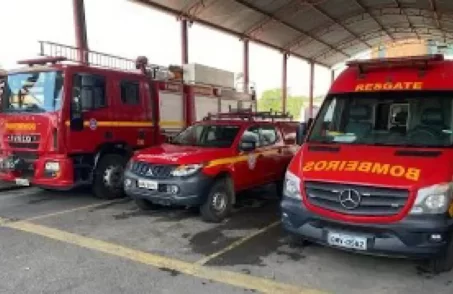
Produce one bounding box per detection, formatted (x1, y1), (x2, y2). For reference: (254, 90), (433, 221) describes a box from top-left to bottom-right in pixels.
(284, 171), (301, 199)
(410, 183), (453, 215)
(170, 164), (204, 177)
(44, 161), (60, 172)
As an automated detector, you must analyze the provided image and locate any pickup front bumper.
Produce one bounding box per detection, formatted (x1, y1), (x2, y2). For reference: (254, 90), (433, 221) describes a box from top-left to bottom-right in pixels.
(124, 170), (214, 207)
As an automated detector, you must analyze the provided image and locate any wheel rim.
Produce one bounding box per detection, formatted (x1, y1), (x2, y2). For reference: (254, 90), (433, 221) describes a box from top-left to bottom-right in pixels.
(211, 192), (227, 212)
(103, 165), (124, 191)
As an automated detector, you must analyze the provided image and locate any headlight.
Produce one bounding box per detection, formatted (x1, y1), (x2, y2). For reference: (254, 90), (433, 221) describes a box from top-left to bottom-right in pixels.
(410, 183), (453, 215)
(284, 171), (301, 199)
(44, 161), (60, 172)
(170, 164), (204, 177)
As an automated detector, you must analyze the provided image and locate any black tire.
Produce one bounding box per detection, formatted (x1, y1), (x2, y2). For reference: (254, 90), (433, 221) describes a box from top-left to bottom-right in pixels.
(200, 178), (234, 223)
(275, 179), (284, 199)
(92, 154), (127, 199)
(134, 197), (161, 211)
(287, 233), (312, 247)
(422, 234), (453, 274)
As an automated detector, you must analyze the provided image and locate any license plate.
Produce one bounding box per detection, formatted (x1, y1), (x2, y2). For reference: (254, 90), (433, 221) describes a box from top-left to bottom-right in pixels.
(137, 179), (158, 190)
(327, 232), (367, 251)
(15, 178), (30, 187)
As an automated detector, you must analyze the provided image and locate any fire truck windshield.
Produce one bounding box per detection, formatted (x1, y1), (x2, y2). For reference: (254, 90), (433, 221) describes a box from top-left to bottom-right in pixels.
(308, 91), (453, 148)
(1, 71), (63, 113)
(171, 124), (241, 148)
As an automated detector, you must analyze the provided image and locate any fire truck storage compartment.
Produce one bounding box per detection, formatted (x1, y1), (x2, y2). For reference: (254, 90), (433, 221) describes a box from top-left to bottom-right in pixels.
(220, 98), (239, 112)
(194, 95), (219, 121)
(158, 85), (185, 133)
(182, 63), (235, 89)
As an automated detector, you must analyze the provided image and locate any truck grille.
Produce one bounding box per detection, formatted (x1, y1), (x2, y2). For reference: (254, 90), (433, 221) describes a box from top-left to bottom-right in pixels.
(304, 181), (409, 216)
(130, 161), (175, 179)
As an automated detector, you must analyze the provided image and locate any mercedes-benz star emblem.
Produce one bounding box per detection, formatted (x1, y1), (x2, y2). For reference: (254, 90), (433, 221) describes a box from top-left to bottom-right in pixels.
(338, 189), (361, 209)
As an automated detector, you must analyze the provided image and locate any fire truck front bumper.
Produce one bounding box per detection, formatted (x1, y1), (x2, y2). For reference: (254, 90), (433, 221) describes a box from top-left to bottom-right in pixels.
(281, 197), (453, 259)
(123, 170), (214, 207)
(0, 153), (75, 190)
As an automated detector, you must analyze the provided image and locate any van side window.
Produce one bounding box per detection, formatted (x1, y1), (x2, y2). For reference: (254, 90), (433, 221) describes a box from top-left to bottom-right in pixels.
(73, 74), (106, 110)
(260, 125), (278, 146)
(120, 81), (140, 105)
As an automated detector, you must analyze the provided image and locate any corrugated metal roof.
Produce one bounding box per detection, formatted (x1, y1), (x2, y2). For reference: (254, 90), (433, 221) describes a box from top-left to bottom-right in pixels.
(132, 0), (453, 68)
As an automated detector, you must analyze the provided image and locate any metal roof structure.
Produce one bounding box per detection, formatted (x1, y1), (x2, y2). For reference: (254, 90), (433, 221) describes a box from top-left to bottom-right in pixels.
(133, 0), (453, 68)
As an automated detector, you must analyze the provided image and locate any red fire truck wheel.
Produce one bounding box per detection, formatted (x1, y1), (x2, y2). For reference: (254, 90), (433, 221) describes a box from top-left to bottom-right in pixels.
(93, 154), (127, 199)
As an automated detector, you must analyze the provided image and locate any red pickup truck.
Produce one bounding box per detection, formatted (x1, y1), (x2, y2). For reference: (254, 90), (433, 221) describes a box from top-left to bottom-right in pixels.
(124, 111), (299, 222)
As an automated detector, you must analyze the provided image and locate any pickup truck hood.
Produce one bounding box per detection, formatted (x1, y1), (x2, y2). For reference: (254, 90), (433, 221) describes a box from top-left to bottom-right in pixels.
(135, 144), (232, 165)
(296, 144), (453, 190)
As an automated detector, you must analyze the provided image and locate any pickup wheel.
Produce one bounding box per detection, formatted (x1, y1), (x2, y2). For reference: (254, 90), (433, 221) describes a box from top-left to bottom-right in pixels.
(200, 178), (233, 223)
(423, 234), (453, 274)
(275, 179), (284, 199)
(93, 154), (126, 199)
(134, 197), (161, 211)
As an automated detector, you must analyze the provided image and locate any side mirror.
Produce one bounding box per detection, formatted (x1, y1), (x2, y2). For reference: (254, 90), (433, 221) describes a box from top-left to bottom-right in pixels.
(239, 138), (256, 152)
(296, 118), (313, 145)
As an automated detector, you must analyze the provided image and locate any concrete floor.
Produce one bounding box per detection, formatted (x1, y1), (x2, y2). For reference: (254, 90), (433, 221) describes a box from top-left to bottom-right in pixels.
(0, 184), (452, 294)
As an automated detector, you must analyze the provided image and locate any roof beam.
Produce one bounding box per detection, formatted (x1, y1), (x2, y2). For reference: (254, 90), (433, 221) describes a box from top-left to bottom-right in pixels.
(353, 0), (395, 42)
(308, 4), (373, 49)
(243, 0), (310, 37)
(393, 0), (421, 40)
(234, 0), (352, 58)
(180, 0), (220, 20)
(131, 0), (331, 68)
(428, 0), (445, 42)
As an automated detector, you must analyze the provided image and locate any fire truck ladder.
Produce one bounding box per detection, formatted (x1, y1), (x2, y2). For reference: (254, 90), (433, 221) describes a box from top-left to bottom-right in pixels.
(38, 41), (172, 78)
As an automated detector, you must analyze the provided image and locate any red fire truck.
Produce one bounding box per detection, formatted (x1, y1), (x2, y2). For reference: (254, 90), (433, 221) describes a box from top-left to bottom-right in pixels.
(283, 54), (453, 273)
(124, 110), (299, 222)
(0, 41), (256, 199)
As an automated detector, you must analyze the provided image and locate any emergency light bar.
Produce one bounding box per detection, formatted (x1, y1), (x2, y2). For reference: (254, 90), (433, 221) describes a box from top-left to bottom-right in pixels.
(347, 54), (444, 76)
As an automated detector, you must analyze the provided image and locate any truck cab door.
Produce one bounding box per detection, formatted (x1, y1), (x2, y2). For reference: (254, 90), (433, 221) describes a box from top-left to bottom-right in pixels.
(235, 125), (265, 190)
(67, 73), (109, 153)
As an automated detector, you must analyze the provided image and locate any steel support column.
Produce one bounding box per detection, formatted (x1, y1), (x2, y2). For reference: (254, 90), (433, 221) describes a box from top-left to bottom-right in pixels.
(72, 0), (88, 64)
(282, 53), (288, 113)
(243, 39), (250, 93)
(181, 19), (189, 64)
(309, 62), (315, 119)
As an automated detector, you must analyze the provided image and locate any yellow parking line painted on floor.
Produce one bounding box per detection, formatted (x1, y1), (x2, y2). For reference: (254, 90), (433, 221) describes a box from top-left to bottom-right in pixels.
(4, 220), (326, 294)
(23, 199), (127, 222)
(0, 217), (8, 226)
(196, 221), (281, 265)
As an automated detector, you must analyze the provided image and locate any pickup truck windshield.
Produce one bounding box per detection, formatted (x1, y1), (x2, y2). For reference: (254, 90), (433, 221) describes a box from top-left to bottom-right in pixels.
(171, 124), (240, 148)
(308, 91), (453, 148)
(1, 71), (63, 113)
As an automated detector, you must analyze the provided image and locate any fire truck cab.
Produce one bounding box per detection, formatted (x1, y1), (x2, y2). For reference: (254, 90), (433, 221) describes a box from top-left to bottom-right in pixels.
(283, 55), (453, 273)
(0, 42), (256, 199)
(124, 110), (299, 223)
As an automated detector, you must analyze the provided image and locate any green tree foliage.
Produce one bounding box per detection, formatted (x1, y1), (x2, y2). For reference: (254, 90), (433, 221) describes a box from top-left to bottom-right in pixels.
(257, 88), (324, 118)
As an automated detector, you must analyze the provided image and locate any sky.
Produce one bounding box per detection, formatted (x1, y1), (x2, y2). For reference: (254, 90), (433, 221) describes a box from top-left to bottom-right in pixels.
(0, 0), (336, 97)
